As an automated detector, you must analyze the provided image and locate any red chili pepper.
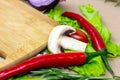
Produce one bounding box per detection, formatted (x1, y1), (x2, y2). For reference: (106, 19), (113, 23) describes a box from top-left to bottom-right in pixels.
(63, 12), (106, 51)
(68, 29), (88, 43)
(0, 52), (102, 80)
(62, 12), (115, 77)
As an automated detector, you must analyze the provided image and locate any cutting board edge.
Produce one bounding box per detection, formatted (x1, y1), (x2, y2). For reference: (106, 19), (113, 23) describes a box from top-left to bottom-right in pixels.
(0, 40), (47, 71)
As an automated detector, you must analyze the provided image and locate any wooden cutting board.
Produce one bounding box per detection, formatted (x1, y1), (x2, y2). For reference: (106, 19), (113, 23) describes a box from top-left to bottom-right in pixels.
(0, 0), (58, 70)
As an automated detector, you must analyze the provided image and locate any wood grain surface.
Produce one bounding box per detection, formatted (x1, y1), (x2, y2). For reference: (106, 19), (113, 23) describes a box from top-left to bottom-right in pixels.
(0, 0), (58, 70)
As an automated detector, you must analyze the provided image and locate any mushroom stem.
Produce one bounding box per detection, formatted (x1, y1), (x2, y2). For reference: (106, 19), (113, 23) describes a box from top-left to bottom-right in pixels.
(60, 36), (87, 52)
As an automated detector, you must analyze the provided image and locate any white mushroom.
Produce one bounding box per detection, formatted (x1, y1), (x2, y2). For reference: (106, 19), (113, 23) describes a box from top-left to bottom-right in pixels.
(60, 36), (87, 52)
(48, 25), (76, 53)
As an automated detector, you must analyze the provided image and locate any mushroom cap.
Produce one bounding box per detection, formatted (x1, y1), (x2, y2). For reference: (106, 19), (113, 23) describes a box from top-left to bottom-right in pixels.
(48, 25), (76, 53)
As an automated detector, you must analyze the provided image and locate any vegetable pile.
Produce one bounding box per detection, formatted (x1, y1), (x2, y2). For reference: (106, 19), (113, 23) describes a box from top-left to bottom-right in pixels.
(47, 4), (120, 76)
(62, 11), (115, 77)
(0, 0), (120, 80)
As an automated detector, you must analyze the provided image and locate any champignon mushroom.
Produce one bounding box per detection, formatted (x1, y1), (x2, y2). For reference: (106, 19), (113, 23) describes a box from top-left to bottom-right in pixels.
(48, 25), (76, 53)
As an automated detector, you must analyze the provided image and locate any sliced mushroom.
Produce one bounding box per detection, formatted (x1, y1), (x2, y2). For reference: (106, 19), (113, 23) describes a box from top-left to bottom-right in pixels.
(48, 25), (76, 53)
(60, 36), (87, 52)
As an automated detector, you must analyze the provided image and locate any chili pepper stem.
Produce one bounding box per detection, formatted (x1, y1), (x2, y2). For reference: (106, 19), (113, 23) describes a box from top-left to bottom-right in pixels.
(86, 49), (116, 78)
(86, 51), (103, 61)
(99, 49), (115, 78)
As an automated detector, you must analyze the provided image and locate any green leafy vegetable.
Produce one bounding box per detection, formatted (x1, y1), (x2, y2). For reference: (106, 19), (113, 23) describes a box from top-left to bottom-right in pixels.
(48, 4), (120, 77)
(48, 5), (105, 76)
(48, 7), (63, 22)
(44, 48), (51, 54)
(70, 4), (120, 76)
(107, 41), (120, 57)
(70, 44), (105, 76)
(80, 4), (111, 44)
(80, 4), (120, 56)
(48, 6), (81, 29)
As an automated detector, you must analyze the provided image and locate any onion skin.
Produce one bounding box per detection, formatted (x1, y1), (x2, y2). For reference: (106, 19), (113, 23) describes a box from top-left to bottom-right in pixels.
(28, 0), (60, 12)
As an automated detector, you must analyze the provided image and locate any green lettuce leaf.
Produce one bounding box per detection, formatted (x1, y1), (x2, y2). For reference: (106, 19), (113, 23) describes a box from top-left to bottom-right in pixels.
(80, 4), (111, 43)
(48, 7), (63, 22)
(69, 43), (105, 76)
(69, 5), (108, 76)
(107, 41), (120, 57)
(70, 4), (120, 76)
(47, 5), (120, 76)
(48, 6), (105, 76)
(48, 6), (81, 29)
(80, 4), (120, 57)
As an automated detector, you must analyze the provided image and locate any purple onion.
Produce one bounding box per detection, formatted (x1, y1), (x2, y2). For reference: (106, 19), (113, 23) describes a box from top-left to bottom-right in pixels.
(28, 0), (61, 12)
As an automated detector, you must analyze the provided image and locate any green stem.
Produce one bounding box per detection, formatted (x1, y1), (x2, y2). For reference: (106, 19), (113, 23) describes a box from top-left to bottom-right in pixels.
(86, 49), (116, 78)
(86, 50), (103, 61)
(99, 49), (115, 78)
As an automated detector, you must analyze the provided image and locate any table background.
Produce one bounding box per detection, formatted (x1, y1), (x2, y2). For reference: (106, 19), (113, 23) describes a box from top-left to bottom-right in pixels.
(0, 0), (120, 77)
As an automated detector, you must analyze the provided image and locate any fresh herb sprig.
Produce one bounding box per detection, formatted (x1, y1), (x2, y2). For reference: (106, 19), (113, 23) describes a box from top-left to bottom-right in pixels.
(9, 68), (118, 80)
(105, 0), (120, 6)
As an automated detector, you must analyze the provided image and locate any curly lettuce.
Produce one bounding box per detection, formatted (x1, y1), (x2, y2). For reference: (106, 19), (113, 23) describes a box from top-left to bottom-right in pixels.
(48, 6), (81, 29)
